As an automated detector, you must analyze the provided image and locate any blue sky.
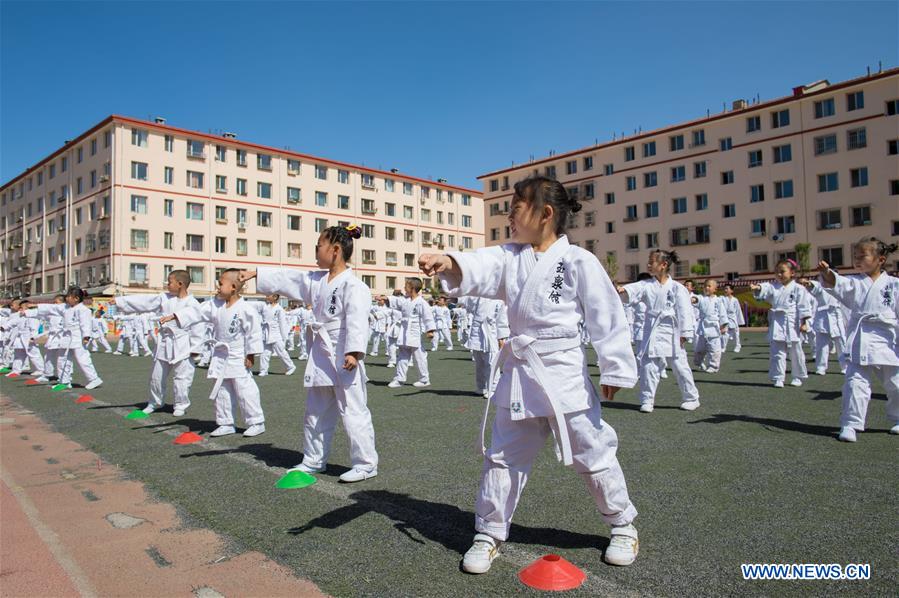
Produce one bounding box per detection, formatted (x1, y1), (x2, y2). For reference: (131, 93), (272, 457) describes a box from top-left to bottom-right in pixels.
(2, 1), (897, 189)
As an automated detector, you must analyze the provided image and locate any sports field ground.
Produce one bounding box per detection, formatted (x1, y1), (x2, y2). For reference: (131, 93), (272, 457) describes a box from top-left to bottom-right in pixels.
(1, 332), (896, 596)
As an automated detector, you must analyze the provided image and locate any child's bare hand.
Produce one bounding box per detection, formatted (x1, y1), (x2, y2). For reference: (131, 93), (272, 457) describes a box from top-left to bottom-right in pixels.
(245, 355), (254, 369)
(343, 352), (362, 371)
(750, 283), (761, 292)
(159, 314), (176, 324)
(800, 322), (809, 333)
(817, 260), (830, 273)
(419, 254), (452, 276)
(107, 297), (116, 305)
(238, 270), (257, 283)
(601, 385), (621, 401)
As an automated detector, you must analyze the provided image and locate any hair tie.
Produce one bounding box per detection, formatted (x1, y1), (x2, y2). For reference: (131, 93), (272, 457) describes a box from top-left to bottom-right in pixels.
(787, 258), (798, 269)
(345, 224), (362, 239)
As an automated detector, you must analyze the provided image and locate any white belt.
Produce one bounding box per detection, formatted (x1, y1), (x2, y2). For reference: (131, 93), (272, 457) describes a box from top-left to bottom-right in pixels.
(203, 340), (232, 401)
(158, 327), (178, 362)
(309, 320), (345, 356)
(483, 333), (582, 466)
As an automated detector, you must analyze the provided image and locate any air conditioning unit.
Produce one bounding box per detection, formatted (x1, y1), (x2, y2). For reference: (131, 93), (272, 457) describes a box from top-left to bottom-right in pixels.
(99, 175), (109, 183)
(771, 233), (784, 242)
(238, 224), (247, 231)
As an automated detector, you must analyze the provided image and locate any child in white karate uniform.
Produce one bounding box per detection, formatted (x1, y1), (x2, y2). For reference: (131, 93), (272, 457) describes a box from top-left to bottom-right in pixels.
(462, 295), (510, 398)
(386, 279), (436, 388)
(816, 239), (899, 442)
(89, 311), (113, 353)
(619, 250), (700, 412)
(368, 298), (388, 356)
(721, 284), (745, 353)
(384, 300), (402, 367)
(421, 176), (640, 573)
(162, 270), (265, 437)
(751, 259), (812, 388)
(692, 280), (728, 373)
(5, 299), (44, 376)
(430, 297), (454, 351)
(452, 302), (470, 346)
(110, 270), (203, 416)
(255, 293), (296, 377)
(242, 225), (379, 482)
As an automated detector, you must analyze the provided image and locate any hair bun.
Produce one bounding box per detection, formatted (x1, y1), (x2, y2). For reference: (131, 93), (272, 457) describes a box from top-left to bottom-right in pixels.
(569, 200), (582, 214)
(345, 224), (362, 239)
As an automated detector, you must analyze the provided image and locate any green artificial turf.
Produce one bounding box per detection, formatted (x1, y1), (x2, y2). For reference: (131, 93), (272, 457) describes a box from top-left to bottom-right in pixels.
(2, 333), (896, 596)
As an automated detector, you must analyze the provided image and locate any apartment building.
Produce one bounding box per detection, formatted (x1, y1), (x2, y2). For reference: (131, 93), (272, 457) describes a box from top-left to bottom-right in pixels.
(0, 115), (483, 298)
(480, 68), (899, 281)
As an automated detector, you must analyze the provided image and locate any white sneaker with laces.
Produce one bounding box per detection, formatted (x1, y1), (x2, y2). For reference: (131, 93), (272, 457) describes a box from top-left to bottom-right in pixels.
(639, 403), (654, 413)
(773, 380), (785, 388)
(339, 468), (378, 483)
(210, 425), (236, 437)
(173, 408), (186, 417)
(387, 362), (396, 368)
(258, 371), (268, 377)
(790, 378), (803, 387)
(142, 405), (156, 415)
(412, 380), (430, 388)
(604, 523), (639, 566)
(290, 462), (325, 474)
(462, 533), (501, 574)
(679, 401), (700, 411)
(243, 423), (265, 437)
(838, 426), (857, 442)
(35, 376), (49, 383)
(85, 378), (103, 390)
(387, 380), (402, 388)
(285, 366), (296, 376)
(815, 369), (827, 376)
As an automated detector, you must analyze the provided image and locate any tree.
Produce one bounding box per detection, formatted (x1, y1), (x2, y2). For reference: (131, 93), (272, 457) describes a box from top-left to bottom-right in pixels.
(603, 252), (619, 281)
(794, 243), (811, 275)
(690, 263), (710, 276)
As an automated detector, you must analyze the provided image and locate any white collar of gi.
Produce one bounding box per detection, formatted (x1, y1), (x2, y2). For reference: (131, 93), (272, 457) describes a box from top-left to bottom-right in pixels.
(513, 235), (570, 322)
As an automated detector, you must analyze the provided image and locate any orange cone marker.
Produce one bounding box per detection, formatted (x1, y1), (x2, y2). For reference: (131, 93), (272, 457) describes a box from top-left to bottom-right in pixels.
(518, 554), (586, 592)
(173, 431), (203, 445)
(25, 379), (41, 385)
(76, 395), (94, 403)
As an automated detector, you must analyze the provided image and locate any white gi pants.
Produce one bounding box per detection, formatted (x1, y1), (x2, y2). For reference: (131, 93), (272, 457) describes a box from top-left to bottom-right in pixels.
(286, 329), (295, 351)
(693, 336), (722, 372)
(841, 363), (899, 430)
(394, 346), (429, 383)
(148, 358), (195, 410)
(114, 334), (129, 354)
(458, 327), (469, 345)
(43, 348), (60, 377)
(137, 333), (152, 355)
(57, 346), (100, 385)
(431, 328), (453, 351)
(260, 340), (293, 374)
(473, 349), (497, 395)
(369, 332), (384, 356)
(89, 336), (112, 352)
(387, 336), (398, 365)
(214, 376), (264, 426)
(13, 345), (44, 374)
(814, 334), (846, 373)
(300, 384), (378, 471)
(768, 341), (808, 383)
(722, 327), (741, 352)
(476, 405), (638, 541)
(638, 349), (699, 406)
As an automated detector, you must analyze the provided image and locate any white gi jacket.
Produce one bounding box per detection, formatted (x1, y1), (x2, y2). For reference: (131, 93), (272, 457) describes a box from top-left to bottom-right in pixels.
(433, 306), (451, 331)
(694, 295), (728, 339)
(806, 280), (847, 338)
(824, 271), (899, 367)
(462, 296), (510, 353)
(387, 295), (436, 349)
(256, 267), (370, 388)
(440, 235), (638, 464)
(115, 293), (202, 363)
(622, 278), (695, 359)
(175, 297), (262, 381)
(30, 304), (93, 349)
(256, 302), (289, 344)
(754, 281), (811, 343)
(369, 305), (388, 334)
(723, 295), (746, 329)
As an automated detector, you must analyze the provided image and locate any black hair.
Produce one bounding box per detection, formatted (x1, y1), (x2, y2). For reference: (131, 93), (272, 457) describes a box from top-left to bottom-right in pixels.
(54, 294), (66, 301)
(636, 272), (653, 281)
(855, 237), (899, 259)
(650, 249), (680, 269)
(406, 278), (423, 293)
(775, 259), (798, 273)
(169, 269), (191, 287)
(393, 289), (404, 296)
(66, 287), (86, 303)
(723, 283), (734, 290)
(322, 225), (362, 262)
(512, 176), (581, 236)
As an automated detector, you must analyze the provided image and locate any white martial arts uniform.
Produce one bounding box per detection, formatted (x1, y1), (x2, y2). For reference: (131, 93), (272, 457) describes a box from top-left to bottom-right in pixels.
(631, 301), (647, 345)
(692, 295), (728, 373)
(116, 292), (203, 412)
(431, 305), (454, 351)
(440, 235), (639, 541)
(721, 295), (745, 353)
(6, 312), (44, 375)
(452, 305), (470, 345)
(754, 281), (811, 385)
(368, 304), (388, 356)
(385, 306), (402, 366)
(89, 317), (113, 353)
(135, 314), (153, 356)
(113, 316), (132, 354)
(806, 280), (847, 374)
(28, 303), (100, 386)
(37, 310), (65, 377)
(255, 301), (294, 375)
(622, 277), (700, 408)
(824, 271), (899, 431)
(174, 298), (264, 428)
(387, 295), (436, 385)
(257, 267), (378, 472)
(0, 308), (12, 367)
(462, 296), (509, 397)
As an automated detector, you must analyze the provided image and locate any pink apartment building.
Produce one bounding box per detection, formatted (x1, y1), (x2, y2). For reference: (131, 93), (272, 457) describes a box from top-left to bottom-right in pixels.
(0, 115), (484, 298)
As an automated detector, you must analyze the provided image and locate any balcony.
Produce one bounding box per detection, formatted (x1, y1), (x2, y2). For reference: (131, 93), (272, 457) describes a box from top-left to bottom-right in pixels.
(186, 149), (206, 160)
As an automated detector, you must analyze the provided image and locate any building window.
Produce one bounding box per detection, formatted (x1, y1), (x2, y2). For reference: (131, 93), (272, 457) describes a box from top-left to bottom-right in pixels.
(670, 165), (686, 182)
(625, 205), (638, 221)
(236, 238), (248, 256)
(130, 229), (148, 251)
(669, 134), (684, 152)
(236, 149), (247, 166)
(746, 115), (761, 133)
(818, 172), (839, 192)
(186, 202), (204, 220)
(814, 98), (835, 118)
(186, 171), (204, 189)
(216, 145), (226, 162)
(818, 209), (842, 230)
(771, 109), (790, 128)
(461, 194), (472, 206)
(583, 183), (595, 198)
(164, 198), (174, 217)
(750, 184), (765, 203)
(257, 182), (272, 199)
(773, 144), (792, 163)
(584, 156), (594, 170)
(257, 211), (272, 227)
(643, 172), (657, 188)
(850, 167), (868, 188)
(820, 246), (844, 267)
(164, 232), (174, 250)
(695, 193), (708, 211)
(315, 218), (328, 232)
(642, 141), (656, 158)
(164, 135), (174, 152)
(814, 134), (837, 155)
(672, 197), (687, 214)
(131, 161), (148, 180)
(645, 201), (659, 218)
(693, 161), (707, 178)
(646, 232), (659, 248)
(187, 267), (204, 284)
(362, 224), (375, 238)
(750, 219), (766, 237)
(748, 150), (763, 168)
(605, 192), (615, 205)
(719, 137), (733, 151)
(776, 215), (796, 235)
(565, 160), (577, 175)
(606, 221), (615, 234)
(287, 214), (302, 230)
(130, 195), (148, 214)
(886, 99), (899, 115)
(215, 175), (227, 193)
(723, 204), (736, 218)
(851, 205), (872, 226)
(337, 195), (351, 210)
(129, 263), (148, 284)
(131, 128), (148, 147)
(847, 127), (867, 150)
(626, 234), (639, 251)
(186, 234), (204, 252)
(215, 236), (226, 253)
(752, 254), (769, 273)
(383, 178), (396, 192)
(692, 129), (706, 147)
(724, 238), (738, 252)
(287, 243), (302, 258)
(624, 146), (635, 161)
(625, 176), (636, 191)
(337, 169), (350, 184)
(257, 154), (272, 171)
(846, 91), (864, 111)
(257, 240), (272, 256)
(315, 191), (328, 207)
(215, 205), (227, 222)
(774, 180), (794, 199)
(236, 178), (247, 195)
(462, 215), (472, 228)
(888, 139), (898, 155)
(721, 171), (734, 185)
(187, 139), (205, 159)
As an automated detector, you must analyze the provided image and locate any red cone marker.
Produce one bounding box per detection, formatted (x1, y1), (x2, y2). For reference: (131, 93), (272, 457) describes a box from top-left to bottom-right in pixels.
(518, 554), (586, 592)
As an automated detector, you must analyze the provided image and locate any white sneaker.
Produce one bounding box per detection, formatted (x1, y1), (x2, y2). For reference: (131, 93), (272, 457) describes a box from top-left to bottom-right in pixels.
(483, 391), (490, 399)
(605, 523), (639, 566)
(660, 370), (668, 379)
(369, 352), (377, 356)
(85, 378), (103, 390)
(34, 376), (49, 383)
(462, 534), (500, 574)
(258, 371), (268, 377)
(815, 369), (827, 376)
(210, 425), (236, 437)
(838, 426), (857, 442)
(773, 380), (785, 388)
(338, 468), (378, 483)
(430, 348), (438, 352)
(285, 366), (296, 376)
(243, 423), (265, 437)
(113, 351), (122, 355)
(890, 424), (899, 435)
(413, 380), (430, 388)
(734, 347), (741, 353)
(289, 462), (325, 474)
(173, 408), (186, 417)
(790, 378), (803, 387)
(679, 401), (700, 411)
(639, 403), (654, 413)
(387, 380), (403, 388)
(142, 406), (156, 414)
(447, 348), (453, 351)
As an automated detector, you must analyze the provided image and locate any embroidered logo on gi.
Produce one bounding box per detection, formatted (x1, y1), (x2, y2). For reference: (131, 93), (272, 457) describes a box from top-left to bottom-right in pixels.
(883, 286), (894, 307)
(228, 314), (241, 335)
(548, 261), (565, 304)
(328, 289), (338, 315)
(511, 401), (523, 414)
(304, 374), (311, 383)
